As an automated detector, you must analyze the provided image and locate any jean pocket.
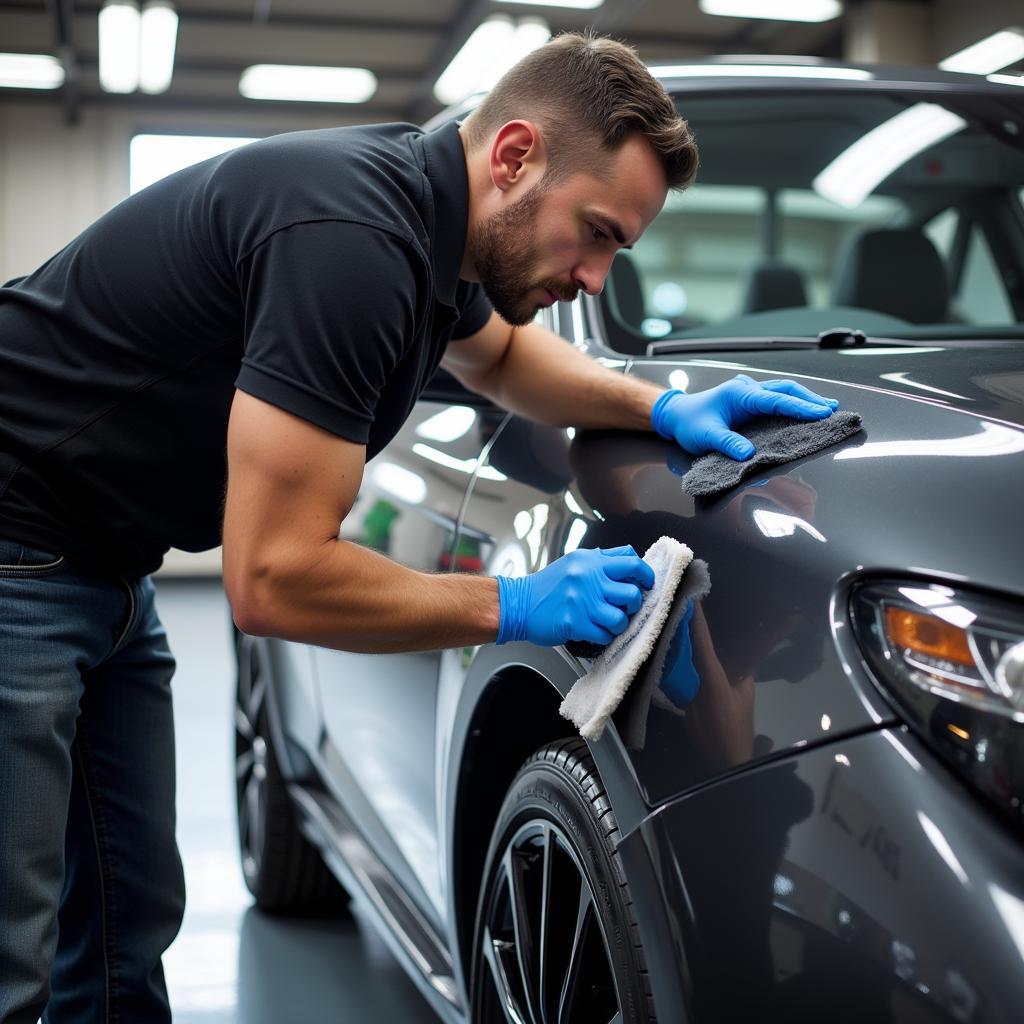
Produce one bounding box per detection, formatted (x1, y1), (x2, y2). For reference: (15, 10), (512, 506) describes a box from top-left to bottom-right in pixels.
(0, 537), (66, 577)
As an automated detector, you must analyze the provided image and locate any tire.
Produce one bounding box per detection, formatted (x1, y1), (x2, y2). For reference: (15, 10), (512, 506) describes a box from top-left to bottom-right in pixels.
(470, 738), (655, 1024)
(234, 632), (351, 916)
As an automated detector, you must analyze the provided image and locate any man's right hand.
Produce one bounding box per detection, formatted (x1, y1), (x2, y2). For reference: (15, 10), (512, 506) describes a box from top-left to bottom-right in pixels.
(496, 545), (655, 647)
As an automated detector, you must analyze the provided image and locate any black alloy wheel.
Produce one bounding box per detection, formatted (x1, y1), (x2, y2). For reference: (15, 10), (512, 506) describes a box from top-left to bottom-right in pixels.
(471, 739), (655, 1024)
(234, 631), (350, 915)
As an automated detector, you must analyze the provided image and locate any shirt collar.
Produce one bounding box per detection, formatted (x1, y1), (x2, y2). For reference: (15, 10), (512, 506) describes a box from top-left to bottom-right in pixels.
(420, 119), (469, 308)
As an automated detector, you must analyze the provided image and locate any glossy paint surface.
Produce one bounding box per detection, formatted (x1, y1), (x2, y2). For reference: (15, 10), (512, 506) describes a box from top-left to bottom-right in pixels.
(285, 400), (497, 930)
(643, 727), (1024, 1022)
(454, 345), (1024, 811)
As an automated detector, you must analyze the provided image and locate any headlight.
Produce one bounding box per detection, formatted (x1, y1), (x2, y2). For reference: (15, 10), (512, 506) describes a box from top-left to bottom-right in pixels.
(851, 580), (1024, 830)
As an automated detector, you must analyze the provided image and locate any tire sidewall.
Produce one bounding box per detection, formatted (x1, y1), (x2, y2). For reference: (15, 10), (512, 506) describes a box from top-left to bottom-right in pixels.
(470, 755), (650, 1023)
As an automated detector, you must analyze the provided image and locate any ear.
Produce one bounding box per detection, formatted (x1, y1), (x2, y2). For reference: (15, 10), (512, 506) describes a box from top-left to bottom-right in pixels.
(488, 120), (547, 193)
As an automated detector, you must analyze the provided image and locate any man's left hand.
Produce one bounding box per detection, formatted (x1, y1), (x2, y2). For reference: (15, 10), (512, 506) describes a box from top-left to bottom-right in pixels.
(651, 373), (839, 461)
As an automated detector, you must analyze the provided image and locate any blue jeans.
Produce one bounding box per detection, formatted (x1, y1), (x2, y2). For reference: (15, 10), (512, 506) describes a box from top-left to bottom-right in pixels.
(0, 537), (185, 1023)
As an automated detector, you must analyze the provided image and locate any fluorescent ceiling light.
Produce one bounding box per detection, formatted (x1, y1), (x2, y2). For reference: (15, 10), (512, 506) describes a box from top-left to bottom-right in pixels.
(494, 0), (602, 7)
(699, 0), (842, 23)
(0, 53), (65, 90)
(435, 17), (514, 105)
(813, 102), (967, 209)
(239, 65), (377, 103)
(434, 15), (550, 104)
(988, 72), (1024, 86)
(478, 18), (550, 92)
(650, 63), (871, 81)
(138, 1), (177, 94)
(99, 0), (141, 94)
(939, 28), (1024, 74)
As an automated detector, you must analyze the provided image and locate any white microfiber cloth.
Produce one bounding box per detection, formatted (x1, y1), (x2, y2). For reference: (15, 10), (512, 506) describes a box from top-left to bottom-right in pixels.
(559, 536), (693, 741)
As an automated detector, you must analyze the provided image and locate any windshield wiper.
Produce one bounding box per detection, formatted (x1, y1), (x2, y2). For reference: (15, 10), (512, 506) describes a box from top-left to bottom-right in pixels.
(647, 327), (870, 356)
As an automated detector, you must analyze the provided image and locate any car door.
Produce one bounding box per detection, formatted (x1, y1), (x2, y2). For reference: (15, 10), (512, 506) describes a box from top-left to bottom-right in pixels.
(311, 392), (495, 923)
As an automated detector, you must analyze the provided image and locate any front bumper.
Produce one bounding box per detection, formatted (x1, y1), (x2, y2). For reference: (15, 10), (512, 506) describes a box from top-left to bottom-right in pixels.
(623, 727), (1024, 1023)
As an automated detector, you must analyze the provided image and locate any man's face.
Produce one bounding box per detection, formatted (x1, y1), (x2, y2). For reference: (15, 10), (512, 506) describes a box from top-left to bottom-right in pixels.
(469, 133), (668, 326)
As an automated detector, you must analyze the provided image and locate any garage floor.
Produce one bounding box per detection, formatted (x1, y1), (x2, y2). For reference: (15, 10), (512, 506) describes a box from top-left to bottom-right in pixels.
(152, 577), (441, 1024)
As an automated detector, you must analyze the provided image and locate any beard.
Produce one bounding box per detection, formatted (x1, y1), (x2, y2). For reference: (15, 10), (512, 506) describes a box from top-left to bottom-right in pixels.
(467, 183), (577, 326)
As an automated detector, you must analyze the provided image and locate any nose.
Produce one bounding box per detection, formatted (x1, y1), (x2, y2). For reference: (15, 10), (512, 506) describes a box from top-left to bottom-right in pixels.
(572, 251), (617, 297)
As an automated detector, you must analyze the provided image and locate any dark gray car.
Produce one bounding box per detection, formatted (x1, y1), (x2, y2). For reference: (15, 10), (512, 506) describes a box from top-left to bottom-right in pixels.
(232, 61), (1024, 1023)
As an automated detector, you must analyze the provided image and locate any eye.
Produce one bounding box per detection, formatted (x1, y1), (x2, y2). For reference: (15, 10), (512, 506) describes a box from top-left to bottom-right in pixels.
(590, 224), (609, 243)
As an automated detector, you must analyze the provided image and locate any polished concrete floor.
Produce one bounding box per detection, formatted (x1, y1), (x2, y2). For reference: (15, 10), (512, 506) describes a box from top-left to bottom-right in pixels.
(153, 577), (442, 1024)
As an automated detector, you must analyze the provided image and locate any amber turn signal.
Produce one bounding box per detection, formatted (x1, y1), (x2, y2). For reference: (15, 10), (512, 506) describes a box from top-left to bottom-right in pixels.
(885, 607), (974, 666)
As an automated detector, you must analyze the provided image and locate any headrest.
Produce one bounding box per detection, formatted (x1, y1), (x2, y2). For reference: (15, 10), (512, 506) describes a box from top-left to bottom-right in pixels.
(832, 228), (948, 324)
(741, 261), (807, 314)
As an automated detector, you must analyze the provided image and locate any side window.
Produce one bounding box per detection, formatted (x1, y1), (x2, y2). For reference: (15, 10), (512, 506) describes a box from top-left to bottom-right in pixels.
(957, 227), (1013, 324)
(923, 206), (958, 261)
(923, 208), (1014, 325)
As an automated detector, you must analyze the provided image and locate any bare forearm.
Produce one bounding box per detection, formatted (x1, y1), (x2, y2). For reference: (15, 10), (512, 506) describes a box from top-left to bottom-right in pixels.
(239, 539), (500, 654)
(485, 321), (664, 431)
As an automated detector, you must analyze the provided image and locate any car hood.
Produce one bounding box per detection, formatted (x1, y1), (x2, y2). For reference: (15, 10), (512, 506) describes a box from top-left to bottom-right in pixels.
(631, 342), (1024, 425)
(623, 341), (1024, 593)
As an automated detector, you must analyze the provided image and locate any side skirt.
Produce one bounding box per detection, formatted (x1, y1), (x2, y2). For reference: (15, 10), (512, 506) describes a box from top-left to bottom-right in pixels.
(287, 781), (465, 1023)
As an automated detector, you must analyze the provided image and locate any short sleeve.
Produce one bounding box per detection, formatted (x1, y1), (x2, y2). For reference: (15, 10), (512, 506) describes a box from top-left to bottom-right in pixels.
(235, 220), (421, 444)
(450, 280), (492, 340)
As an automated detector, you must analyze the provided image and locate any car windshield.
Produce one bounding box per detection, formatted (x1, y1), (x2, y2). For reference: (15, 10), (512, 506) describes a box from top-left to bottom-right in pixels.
(606, 86), (1024, 348)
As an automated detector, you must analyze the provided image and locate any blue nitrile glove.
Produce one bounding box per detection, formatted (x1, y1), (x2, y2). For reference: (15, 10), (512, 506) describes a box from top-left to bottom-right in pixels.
(651, 373), (840, 461)
(496, 545), (655, 647)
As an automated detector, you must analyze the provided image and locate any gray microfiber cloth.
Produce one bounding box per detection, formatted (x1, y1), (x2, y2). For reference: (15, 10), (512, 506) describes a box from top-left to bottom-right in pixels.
(559, 536), (693, 741)
(681, 410), (863, 497)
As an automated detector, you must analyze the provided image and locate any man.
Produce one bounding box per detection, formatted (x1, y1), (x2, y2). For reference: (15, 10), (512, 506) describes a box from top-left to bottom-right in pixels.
(0, 31), (838, 1022)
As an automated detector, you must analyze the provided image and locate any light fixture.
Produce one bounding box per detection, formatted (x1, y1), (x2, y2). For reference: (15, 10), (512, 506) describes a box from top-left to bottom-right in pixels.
(238, 65), (377, 103)
(433, 15), (550, 105)
(0, 53), (65, 90)
(987, 72), (1024, 86)
(650, 63), (871, 81)
(812, 102), (966, 209)
(139, 1), (178, 94)
(99, 0), (141, 94)
(478, 17), (550, 92)
(938, 28), (1024, 74)
(495, 0), (602, 7)
(698, 0), (842, 23)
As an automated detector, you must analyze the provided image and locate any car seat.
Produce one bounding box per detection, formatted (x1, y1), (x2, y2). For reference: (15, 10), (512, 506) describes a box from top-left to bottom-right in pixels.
(832, 227), (949, 323)
(740, 260), (808, 314)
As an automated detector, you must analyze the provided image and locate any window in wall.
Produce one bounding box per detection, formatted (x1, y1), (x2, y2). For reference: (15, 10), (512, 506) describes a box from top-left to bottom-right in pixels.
(129, 134), (259, 195)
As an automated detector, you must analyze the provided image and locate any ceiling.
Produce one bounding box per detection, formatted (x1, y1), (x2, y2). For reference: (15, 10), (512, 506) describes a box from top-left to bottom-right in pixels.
(0, 0), (845, 124)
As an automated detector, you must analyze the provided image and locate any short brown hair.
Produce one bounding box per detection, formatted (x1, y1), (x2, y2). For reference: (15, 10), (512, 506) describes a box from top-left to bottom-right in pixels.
(462, 31), (698, 191)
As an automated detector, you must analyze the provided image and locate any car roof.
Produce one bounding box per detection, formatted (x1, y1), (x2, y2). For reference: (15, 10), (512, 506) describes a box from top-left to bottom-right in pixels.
(430, 57), (1024, 125)
(649, 57), (1024, 97)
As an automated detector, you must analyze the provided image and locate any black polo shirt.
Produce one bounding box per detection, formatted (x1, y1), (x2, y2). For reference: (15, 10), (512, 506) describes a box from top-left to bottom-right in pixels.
(0, 119), (492, 578)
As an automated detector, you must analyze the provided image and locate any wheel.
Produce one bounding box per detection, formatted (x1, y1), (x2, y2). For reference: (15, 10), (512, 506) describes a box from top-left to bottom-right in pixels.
(470, 738), (655, 1024)
(234, 632), (351, 916)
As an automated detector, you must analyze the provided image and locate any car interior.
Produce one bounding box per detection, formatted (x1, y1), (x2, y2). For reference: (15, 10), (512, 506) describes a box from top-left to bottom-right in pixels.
(596, 90), (1024, 354)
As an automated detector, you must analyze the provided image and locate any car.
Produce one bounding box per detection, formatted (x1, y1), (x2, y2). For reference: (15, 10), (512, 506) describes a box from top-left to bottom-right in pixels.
(231, 58), (1024, 1023)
